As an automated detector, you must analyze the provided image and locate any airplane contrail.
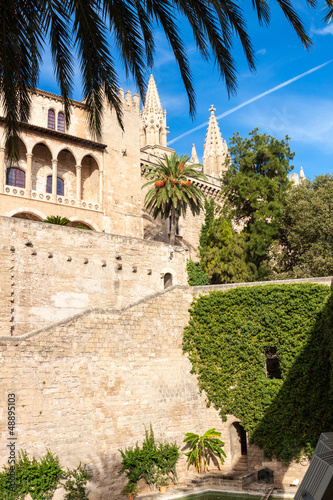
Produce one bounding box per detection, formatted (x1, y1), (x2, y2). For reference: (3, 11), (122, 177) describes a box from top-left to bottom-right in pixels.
(168, 59), (333, 145)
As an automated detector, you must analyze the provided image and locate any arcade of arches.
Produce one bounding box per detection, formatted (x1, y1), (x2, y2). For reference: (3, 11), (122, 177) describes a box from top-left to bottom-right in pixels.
(1, 139), (101, 206)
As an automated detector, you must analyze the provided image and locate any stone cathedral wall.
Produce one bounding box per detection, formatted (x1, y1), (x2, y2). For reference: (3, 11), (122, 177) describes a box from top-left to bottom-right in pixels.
(0, 216), (188, 337)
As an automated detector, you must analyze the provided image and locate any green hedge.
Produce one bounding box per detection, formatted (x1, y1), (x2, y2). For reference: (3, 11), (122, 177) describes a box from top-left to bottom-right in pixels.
(187, 260), (210, 286)
(183, 283), (333, 462)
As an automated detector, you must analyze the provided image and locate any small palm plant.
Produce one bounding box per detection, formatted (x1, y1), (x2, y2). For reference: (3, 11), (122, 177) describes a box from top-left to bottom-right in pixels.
(142, 153), (207, 245)
(183, 429), (226, 473)
(44, 216), (70, 226)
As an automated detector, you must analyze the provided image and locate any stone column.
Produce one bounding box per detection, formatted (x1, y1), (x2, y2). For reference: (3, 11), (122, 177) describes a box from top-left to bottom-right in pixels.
(99, 170), (103, 205)
(26, 153), (33, 197)
(76, 164), (82, 201)
(51, 159), (58, 201)
(0, 147), (5, 193)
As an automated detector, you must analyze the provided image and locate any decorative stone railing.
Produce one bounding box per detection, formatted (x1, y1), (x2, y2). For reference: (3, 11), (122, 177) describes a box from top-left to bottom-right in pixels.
(5, 185), (26, 197)
(4, 185), (101, 212)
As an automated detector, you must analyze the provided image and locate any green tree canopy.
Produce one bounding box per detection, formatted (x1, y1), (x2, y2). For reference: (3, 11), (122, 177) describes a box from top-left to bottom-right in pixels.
(142, 153), (207, 245)
(0, 0), (320, 157)
(269, 174), (333, 278)
(220, 128), (294, 279)
(199, 217), (253, 284)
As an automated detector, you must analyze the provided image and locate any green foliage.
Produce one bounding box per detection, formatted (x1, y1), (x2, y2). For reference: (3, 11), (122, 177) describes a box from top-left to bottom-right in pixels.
(142, 153), (207, 244)
(0, 450), (64, 500)
(63, 464), (92, 500)
(183, 429), (226, 473)
(187, 260), (209, 286)
(183, 284), (333, 463)
(0, 451), (91, 500)
(156, 476), (169, 487)
(43, 216), (70, 226)
(199, 217), (254, 284)
(269, 174), (333, 278)
(122, 481), (138, 496)
(119, 426), (180, 491)
(220, 128), (294, 279)
(199, 198), (216, 248)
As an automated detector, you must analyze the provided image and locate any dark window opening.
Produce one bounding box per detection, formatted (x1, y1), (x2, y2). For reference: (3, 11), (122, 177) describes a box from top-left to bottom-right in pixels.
(164, 273), (173, 289)
(57, 112), (65, 132)
(46, 175), (64, 196)
(265, 348), (282, 379)
(6, 168), (26, 188)
(48, 109), (55, 130)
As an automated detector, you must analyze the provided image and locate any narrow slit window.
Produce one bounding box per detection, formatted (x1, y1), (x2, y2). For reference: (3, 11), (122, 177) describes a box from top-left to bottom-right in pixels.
(164, 273), (173, 289)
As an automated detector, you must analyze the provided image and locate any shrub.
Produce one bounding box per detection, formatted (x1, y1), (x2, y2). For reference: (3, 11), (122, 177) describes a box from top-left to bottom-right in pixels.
(187, 260), (209, 286)
(119, 426), (180, 490)
(63, 464), (92, 500)
(0, 451), (91, 500)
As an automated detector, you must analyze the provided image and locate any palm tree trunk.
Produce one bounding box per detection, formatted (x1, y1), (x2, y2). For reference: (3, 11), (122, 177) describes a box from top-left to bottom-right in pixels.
(170, 206), (176, 245)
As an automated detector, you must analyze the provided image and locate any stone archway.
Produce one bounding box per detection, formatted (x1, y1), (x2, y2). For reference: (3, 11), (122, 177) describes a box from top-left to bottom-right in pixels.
(230, 422), (248, 471)
(12, 212), (43, 222)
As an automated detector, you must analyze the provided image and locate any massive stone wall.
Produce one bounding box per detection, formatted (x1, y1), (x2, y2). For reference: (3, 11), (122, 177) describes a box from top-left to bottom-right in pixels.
(0, 216), (188, 336)
(0, 286), (224, 500)
(0, 278), (330, 498)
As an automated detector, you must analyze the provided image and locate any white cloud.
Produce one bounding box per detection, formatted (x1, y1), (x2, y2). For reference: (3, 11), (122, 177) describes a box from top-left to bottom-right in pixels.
(311, 25), (333, 36)
(256, 48), (266, 55)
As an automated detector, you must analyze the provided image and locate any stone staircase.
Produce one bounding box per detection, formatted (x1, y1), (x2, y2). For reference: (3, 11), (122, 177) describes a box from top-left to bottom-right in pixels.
(232, 455), (248, 472)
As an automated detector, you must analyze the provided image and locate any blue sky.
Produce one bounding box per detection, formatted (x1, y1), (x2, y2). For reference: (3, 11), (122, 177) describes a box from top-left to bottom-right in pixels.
(38, 2), (333, 180)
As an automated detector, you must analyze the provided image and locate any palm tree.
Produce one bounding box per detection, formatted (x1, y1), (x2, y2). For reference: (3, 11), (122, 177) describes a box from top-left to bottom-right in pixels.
(1, 0), (317, 158)
(142, 153), (207, 245)
(43, 216), (70, 225)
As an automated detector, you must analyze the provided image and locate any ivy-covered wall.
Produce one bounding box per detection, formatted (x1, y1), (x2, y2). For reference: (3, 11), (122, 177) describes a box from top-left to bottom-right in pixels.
(183, 283), (333, 463)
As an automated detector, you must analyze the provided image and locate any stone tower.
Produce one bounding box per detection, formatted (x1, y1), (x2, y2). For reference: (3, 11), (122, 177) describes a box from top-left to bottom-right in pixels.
(140, 74), (168, 148)
(202, 105), (229, 177)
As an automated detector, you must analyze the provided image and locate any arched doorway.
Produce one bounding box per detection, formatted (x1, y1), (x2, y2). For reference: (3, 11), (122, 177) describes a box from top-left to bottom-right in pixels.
(230, 422), (248, 471)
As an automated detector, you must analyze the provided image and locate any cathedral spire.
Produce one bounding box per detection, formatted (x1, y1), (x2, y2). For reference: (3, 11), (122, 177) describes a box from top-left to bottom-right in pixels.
(188, 144), (199, 164)
(140, 74), (168, 148)
(144, 74), (163, 113)
(202, 105), (228, 177)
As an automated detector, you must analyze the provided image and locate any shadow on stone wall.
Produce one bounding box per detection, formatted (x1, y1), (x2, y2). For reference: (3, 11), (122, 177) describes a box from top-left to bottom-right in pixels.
(252, 290), (333, 464)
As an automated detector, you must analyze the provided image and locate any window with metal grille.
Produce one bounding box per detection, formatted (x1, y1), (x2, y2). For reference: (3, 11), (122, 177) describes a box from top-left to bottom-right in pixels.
(48, 109), (55, 129)
(46, 175), (64, 196)
(57, 112), (65, 132)
(6, 168), (26, 188)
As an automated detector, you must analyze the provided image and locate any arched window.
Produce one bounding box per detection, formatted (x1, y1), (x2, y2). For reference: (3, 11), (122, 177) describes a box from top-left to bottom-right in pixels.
(6, 168), (26, 188)
(46, 175), (64, 196)
(57, 112), (65, 132)
(164, 273), (173, 289)
(48, 109), (55, 130)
